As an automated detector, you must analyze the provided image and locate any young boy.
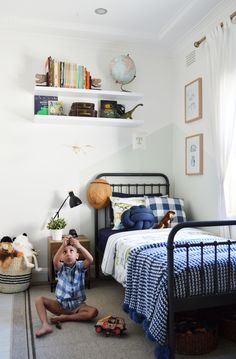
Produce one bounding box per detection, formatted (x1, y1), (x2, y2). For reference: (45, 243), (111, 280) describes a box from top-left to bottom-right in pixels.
(35, 235), (98, 337)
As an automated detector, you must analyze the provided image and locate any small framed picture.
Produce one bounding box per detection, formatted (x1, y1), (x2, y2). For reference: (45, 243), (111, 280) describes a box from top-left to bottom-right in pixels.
(48, 101), (64, 115)
(185, 134), (203, 175)
(185, 78), (202, 123)
(100, 100), (117, 118)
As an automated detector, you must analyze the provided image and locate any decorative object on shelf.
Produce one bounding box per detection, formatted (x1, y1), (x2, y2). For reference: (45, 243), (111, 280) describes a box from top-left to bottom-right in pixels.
(35, 73), (47, 86)
(116, 104), (125, 117)
(52, 191), (82, 219)
(110, 54), (136, 92)
(87, 179), (112, 209)
(48, 101), (65, 115)
(100, 100), (117, 118)
(34, 95), (58, 115)
(185, 133), (203, 175)
(91, 78), (102, 89)
(69, 102), (97, 117)
(121, 103), (143, 119)
(185, 78), (202, 123)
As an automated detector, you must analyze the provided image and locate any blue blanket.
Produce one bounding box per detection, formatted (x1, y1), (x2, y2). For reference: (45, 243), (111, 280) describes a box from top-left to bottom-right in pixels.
(123, 232), (236, 356)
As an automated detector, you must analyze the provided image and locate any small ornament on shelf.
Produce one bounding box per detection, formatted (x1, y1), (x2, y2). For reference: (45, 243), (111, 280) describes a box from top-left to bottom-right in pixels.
(91, 78), (102, 89)
(35, 73), (47, 86)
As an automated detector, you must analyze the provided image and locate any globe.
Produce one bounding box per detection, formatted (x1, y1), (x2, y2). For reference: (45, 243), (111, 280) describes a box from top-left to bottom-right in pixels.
(110, 54), (136, 91)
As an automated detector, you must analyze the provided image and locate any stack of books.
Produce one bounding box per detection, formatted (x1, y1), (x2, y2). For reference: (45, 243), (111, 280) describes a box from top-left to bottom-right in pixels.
(45, 56), (92, 89)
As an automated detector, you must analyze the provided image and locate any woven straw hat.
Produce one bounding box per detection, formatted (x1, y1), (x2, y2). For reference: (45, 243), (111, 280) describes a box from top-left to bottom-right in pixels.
(87, 179), (112, 209)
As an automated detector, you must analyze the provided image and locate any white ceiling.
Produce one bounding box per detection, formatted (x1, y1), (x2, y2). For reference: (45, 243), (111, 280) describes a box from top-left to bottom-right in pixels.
(1, 0), (225, 47)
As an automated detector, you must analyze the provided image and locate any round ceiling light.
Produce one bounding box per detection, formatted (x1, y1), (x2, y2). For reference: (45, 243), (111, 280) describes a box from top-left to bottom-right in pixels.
(95, 8), (108, 15)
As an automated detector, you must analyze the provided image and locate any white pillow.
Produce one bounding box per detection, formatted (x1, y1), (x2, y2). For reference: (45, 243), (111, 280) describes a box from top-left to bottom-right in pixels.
(110, 196), (145, 230)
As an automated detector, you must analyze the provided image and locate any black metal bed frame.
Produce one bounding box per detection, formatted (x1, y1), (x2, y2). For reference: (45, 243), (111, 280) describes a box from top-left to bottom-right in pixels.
(94, 173), (236, 358)
(94, 172), (170, 277)
(168, 220), (236, 359)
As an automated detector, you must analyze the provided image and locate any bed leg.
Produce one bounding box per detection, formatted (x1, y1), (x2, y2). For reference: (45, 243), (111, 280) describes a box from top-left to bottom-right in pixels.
(168, 324), (175, 359)
(168, 303), (175, 359)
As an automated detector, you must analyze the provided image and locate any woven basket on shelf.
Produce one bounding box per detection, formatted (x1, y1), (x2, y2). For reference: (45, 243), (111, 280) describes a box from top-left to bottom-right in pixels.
(0, 256), (32, 293)
(175, 319), (218, 355)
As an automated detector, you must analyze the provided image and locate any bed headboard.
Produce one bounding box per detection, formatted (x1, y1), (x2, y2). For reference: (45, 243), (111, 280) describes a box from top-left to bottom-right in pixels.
(94, 172), (170, 276)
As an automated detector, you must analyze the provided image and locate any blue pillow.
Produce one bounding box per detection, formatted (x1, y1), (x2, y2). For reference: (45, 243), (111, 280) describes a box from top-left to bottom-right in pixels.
(121, 205), (155, 230)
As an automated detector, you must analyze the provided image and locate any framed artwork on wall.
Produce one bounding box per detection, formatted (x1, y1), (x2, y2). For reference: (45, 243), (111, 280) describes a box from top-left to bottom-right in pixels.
(185, 133), (203, 175)
(185, 78), (202, 123)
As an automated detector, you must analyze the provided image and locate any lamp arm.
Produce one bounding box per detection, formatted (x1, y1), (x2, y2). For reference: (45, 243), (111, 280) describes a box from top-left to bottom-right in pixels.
(53, 195), (69, 219)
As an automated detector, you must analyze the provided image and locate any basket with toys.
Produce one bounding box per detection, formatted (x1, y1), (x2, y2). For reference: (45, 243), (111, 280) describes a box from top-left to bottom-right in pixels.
(175, 314), (218, 355)
(0, 234), (41, 293)
(175, 313), (219, 355)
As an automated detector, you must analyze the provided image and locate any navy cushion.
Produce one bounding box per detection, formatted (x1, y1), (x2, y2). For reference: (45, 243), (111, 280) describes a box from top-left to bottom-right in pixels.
(121, 205), (155, 230)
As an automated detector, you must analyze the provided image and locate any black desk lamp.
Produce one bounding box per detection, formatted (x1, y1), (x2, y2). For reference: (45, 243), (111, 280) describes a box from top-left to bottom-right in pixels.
(53, 191), (82, 219)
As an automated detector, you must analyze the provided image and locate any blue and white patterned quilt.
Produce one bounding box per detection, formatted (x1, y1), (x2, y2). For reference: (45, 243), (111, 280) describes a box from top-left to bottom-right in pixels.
(123, 229), (236, 346)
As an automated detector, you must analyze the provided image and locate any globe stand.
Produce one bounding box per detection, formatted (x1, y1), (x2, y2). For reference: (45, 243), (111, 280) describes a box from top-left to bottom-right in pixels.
(120, 75), (136, 92)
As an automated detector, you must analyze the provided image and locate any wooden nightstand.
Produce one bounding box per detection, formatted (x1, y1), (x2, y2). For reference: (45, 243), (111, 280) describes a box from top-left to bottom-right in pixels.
(48, 235), (91, 292)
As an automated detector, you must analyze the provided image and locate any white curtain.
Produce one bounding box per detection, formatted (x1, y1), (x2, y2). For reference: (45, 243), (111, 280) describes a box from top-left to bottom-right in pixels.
(205, 18), (236, 237)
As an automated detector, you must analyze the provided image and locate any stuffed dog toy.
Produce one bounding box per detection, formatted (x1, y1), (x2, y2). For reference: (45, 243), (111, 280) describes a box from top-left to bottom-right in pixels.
(0, 242), (22, 269)
(157, 210), (176, 229)
(12, 234), (42, 271)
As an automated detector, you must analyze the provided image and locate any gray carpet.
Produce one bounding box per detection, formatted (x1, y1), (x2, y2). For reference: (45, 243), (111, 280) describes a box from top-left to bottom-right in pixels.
(12, 279), (236, 359)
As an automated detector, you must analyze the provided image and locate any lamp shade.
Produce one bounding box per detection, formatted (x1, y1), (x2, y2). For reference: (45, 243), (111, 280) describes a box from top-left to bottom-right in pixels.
(69, 191), (82, 208)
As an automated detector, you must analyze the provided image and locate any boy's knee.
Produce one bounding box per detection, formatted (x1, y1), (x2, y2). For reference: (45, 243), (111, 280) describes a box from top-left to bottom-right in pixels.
(35, 295), (44, 304)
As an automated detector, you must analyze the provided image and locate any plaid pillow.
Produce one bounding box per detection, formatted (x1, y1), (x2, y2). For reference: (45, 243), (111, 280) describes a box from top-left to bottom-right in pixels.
(144, 196), (186, 226)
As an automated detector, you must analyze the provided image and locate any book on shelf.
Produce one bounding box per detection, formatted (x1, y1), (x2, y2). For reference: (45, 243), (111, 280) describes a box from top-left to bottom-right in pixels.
(34, 95), (58, 115)
(44, 56), (92, 89)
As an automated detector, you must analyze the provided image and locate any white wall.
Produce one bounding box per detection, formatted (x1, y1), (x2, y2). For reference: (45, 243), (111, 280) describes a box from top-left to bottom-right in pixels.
(171, 0), (236, 222)
(0, 26), (173, 278)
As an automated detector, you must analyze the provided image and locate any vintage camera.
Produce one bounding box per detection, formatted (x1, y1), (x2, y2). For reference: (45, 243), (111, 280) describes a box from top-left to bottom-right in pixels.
(69, 229), (78, 238)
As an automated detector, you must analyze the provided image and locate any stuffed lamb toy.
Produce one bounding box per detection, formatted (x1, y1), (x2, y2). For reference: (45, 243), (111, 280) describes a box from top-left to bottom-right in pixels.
(13, 234), (42, 271)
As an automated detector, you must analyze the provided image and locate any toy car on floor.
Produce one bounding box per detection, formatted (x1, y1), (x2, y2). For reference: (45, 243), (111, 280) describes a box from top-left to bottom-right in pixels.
(95, 315), (127, 336)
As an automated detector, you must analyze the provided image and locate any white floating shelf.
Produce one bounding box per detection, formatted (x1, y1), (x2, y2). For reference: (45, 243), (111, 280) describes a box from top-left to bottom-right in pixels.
(34, 115), (144, 127)
(34, 86), (143, 101)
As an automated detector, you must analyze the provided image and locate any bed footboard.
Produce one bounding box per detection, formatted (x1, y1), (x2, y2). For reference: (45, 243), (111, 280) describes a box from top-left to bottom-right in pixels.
(167, 220), (236, 359)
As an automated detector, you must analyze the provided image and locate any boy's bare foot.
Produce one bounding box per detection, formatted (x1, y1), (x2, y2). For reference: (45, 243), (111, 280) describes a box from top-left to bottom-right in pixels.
(35, 323), (53, 337)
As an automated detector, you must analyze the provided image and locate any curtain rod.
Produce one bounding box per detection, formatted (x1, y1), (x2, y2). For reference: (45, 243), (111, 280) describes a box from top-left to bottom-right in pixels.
(194, 10), (236, 48)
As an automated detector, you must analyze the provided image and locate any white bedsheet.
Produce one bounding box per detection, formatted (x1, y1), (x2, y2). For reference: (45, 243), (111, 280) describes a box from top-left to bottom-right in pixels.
(101, 227), (206, 286)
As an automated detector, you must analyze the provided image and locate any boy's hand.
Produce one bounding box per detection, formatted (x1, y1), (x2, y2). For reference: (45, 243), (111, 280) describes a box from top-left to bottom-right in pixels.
(68, 237), (80, 248)
(63, 236), (71, 247)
